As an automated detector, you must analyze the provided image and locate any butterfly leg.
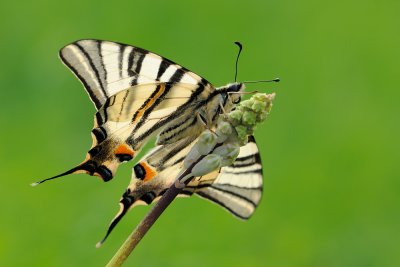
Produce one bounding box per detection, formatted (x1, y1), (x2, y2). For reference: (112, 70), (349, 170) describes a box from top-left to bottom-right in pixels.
(219, 101), (229, 118)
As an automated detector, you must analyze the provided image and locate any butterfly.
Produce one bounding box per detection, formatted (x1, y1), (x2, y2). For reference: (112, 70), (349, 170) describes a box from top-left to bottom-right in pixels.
(35, 39), (265, 239)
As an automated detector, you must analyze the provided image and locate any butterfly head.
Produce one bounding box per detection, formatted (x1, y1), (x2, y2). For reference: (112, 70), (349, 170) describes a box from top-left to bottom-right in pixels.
(216, 82), (245, 110)
(226, 82), (245, 102)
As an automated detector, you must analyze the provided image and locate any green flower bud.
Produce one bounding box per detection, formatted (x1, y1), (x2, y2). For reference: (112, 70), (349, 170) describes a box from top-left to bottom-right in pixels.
(251, 100), (267, 112)
(213, 143), (240, 167)
(235, 125), (247, 141)
(240, 99), (254, 109)
(242, 110), (256, 125)
(191, 154), (222, 177)
(213, 142), (239, 158)
(184, 144), (202, 169)
(217, 120), (233, 135)
(253, 93), (267, 102)
(216, 120), (233, 143)
(228, 110), (242, 126)
(257, 110), (268, 122)
(197, 130), (217, 155)
(248, 125), (257, 134)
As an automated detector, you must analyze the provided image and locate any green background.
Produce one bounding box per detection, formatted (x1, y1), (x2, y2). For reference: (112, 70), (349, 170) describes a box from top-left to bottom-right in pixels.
(1, 0), (399, 266)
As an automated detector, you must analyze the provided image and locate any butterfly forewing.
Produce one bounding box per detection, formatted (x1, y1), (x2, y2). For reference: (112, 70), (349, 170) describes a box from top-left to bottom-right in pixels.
(59, 39), (211, 109)
(44, 40), (219, 182)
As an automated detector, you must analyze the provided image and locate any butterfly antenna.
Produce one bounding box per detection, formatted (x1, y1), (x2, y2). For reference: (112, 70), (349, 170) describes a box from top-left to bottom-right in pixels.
(242, 78), (280, 84)
(229, 90), (259, 95)
(234, 41), (243, 82)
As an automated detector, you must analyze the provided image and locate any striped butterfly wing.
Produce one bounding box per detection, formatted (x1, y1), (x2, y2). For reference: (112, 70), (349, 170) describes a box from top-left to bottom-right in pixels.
(59, 39), (210, 109)
(101, 136), (262, 240)
(185, 136), (263, 219)
(39, 40), (215, 184)
(84, 82), (211, 180)
(100, 137), (197, 240)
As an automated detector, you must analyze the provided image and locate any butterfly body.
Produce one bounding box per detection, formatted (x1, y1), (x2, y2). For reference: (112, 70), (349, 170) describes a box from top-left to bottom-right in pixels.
(40, 40), (264, 239)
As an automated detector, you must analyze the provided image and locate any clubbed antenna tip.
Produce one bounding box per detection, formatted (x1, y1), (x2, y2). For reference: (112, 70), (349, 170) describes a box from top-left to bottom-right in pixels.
(95, 241), (103, 249)
(30, 182), (40, 187)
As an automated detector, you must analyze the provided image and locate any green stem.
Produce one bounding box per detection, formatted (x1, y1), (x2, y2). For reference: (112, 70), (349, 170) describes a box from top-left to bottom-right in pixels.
(105, 168), (192, 267)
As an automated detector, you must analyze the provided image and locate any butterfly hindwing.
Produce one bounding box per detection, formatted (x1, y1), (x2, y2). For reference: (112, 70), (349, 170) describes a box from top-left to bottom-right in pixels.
(187, 136), (263, 219)
(102, 136), (262, 240)
(100, 137), (198, 241)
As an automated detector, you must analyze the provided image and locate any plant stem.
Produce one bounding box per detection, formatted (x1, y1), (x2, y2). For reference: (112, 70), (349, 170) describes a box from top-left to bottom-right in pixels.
(106, 169), (192, 267)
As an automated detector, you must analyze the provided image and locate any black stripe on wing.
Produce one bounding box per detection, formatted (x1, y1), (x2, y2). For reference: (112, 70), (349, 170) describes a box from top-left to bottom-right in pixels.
(73, 41), (108, 99)
(156, 60), (170, 80)
(59, 49), (104, 109)
(128, 81), (208, 146)
(60, 39), (212, 110)
(128, 47), (147, 86)
(191, 136), (263, 219)
(195, 189), (257, 219)
(133, 83), (172, 129)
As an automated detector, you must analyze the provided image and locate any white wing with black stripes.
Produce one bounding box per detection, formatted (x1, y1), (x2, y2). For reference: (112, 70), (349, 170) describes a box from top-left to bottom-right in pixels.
(100, 136), (262, 241)
(37, 40), (215, 185)
(189, 137), (263, 219)
(59, 39), (210, 109)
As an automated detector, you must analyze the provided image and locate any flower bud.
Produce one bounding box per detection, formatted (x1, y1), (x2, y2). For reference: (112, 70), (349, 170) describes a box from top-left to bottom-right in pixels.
(240, 99), (254, 109)
(213, 143), (240, 166)
(235, 125), (248, 141)
(191, 154), (222, 177)
(242, 110), (256, 125)
(197, 130), (217, 155)
(184, 143), (202, 169)
(216, 120), (233, 143)
(257, 111), (268, 122)
(251, 100), (267, 112)
(228, 110), (242, 126)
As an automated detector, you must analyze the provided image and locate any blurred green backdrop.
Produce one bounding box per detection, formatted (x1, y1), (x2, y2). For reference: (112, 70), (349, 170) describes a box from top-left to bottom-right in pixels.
(1, 0), (399, 266)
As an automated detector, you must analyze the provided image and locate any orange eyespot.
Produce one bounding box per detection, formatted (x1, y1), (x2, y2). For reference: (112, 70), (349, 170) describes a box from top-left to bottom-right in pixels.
(141, 162), (157, 182)
(114, 144), (135, 161)
(133, 161), (157, 182)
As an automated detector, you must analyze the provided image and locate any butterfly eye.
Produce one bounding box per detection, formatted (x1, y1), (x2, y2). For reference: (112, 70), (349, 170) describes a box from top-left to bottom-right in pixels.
(233, 97), (241, 104)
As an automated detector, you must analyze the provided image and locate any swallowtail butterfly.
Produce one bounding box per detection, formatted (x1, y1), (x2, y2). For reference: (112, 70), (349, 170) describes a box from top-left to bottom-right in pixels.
(36, 40), (266, 238)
